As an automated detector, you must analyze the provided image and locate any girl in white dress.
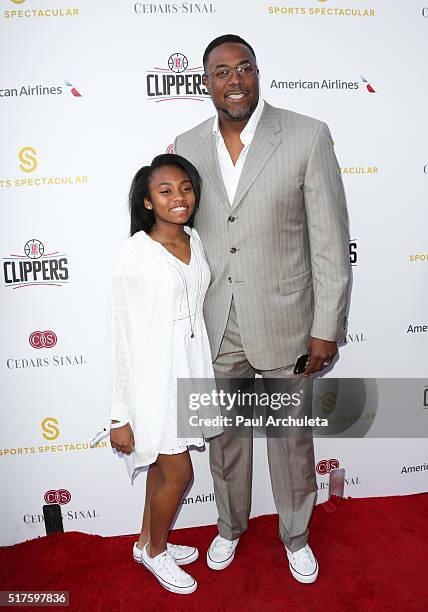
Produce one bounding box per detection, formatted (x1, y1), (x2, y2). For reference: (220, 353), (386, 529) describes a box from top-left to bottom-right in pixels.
(109, 154), (222, 595)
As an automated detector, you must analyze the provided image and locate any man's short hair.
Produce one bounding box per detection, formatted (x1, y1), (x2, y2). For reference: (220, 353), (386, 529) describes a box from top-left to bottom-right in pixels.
(203, 34), (257, 73)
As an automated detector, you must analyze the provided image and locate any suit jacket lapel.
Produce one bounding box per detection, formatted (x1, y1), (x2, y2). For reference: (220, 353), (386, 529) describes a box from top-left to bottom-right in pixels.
(198, 122), (231, 212)
(231, 103), (282, 212)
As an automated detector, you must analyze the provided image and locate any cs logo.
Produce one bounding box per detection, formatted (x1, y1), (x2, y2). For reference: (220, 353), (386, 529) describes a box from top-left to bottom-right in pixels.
(29, 331), (57, 349)
(41, 417), (60, 441)
(44, 489), (71, 505)
(18, 147), (37, 173)
(316, 458), (340, 475)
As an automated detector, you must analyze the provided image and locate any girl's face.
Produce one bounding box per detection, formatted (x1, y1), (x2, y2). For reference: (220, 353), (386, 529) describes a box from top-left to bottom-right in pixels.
(144, 165), (196, 227)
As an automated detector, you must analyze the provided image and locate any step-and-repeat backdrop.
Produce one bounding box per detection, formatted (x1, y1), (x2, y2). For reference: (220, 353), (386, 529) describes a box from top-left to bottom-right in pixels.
(1, 0), (427, 546)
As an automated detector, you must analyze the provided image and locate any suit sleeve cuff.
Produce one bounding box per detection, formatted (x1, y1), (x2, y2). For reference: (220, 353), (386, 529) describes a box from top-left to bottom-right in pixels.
(310, 315), (346, 342)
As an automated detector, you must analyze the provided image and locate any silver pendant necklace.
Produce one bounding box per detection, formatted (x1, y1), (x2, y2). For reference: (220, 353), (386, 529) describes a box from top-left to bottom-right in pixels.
(163, 239), (202, 339)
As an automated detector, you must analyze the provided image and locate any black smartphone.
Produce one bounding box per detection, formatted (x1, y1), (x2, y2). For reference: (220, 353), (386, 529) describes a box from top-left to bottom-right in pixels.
(293, 353), (309, 375)
(43, 504), (64, 535)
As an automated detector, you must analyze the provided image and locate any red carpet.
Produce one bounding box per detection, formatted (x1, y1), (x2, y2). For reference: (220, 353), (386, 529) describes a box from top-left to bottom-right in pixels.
(1, 494), (427, 611)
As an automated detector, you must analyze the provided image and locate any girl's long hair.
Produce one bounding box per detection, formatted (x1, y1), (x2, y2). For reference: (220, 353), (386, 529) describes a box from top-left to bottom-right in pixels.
(128, 154), (201, 236)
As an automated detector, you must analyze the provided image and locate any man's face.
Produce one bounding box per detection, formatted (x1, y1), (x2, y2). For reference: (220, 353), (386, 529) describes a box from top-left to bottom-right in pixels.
(203, 42), (259, 122)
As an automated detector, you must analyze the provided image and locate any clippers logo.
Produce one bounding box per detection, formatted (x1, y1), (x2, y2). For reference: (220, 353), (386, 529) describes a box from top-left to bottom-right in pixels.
(63, 79), (82, 97)
(44, 489), (71, 505)
(361, 75), (376, 93)
(316, 458), (340, 475)
(24, 238), (43, 258)
(29, 331), (57, 349)
(3, 239), (69, 289)
(146, 53), (209, 102)
(168, 53), (188, 73)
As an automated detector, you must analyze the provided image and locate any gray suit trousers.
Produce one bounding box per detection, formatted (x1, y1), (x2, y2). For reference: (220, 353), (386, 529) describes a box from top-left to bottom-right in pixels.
(210, 299), (317, 552)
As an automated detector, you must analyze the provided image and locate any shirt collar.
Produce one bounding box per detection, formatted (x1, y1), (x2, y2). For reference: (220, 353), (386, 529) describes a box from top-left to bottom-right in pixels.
(212, 97), (265, 146)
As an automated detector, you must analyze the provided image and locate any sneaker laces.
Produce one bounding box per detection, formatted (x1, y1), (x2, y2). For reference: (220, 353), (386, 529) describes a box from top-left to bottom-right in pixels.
(290, 546), (313, 565)
(156, 550), (186, 580)
(213, 537), (235, 554)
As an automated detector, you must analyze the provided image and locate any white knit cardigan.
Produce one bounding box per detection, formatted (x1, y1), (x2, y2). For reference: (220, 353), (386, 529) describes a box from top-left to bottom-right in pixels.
(110, 227), (221, 482)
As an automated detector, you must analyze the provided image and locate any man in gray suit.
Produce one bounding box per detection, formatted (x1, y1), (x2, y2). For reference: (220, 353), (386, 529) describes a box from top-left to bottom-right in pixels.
(174, 34), (350, 583)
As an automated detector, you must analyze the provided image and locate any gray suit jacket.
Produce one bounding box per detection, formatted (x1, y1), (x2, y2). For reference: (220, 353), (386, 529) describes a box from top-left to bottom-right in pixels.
(175, 101), (351, 370)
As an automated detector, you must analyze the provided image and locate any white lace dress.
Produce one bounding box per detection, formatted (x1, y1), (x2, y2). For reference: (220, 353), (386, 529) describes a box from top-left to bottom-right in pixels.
(153, 234), (215, 455)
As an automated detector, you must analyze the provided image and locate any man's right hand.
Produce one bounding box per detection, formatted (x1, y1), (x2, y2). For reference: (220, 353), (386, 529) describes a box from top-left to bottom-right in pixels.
(110, 422), (135, 455)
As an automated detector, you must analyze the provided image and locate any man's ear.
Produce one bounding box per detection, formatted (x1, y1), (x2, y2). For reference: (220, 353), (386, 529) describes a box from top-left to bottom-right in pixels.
(203, 75), (210, 94)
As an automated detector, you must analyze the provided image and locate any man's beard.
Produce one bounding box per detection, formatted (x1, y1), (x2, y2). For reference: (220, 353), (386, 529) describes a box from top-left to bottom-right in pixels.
(220, 99), (258, 121)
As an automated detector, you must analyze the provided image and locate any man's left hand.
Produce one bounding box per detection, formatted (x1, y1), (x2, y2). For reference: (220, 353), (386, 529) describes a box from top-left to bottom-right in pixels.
(304, 337), (337, 377)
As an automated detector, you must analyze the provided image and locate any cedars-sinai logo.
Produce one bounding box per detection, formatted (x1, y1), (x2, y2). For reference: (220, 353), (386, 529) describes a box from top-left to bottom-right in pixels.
(44, 489), (71, 505)
(29, 331), (57, 349)
(146, 53), (210, 103)
(3, 239), (69, 289)
(316, 458), (340, 475)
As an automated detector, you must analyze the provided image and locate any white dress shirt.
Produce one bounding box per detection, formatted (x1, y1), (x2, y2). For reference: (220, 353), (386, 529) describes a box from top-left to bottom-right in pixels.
(212, 96), (264, 205)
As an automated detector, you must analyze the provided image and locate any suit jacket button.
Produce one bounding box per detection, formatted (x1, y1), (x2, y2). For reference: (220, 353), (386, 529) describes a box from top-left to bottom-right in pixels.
(230, 247), (237, 253)
(228, 216), (235, 222)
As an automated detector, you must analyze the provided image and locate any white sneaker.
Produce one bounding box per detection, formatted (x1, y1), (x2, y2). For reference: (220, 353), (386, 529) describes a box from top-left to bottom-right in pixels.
(207, 534), (239, 570)
(133, 542), (198, 566)
(140, 544), (197, 594)
(285, 543), (319, 584)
